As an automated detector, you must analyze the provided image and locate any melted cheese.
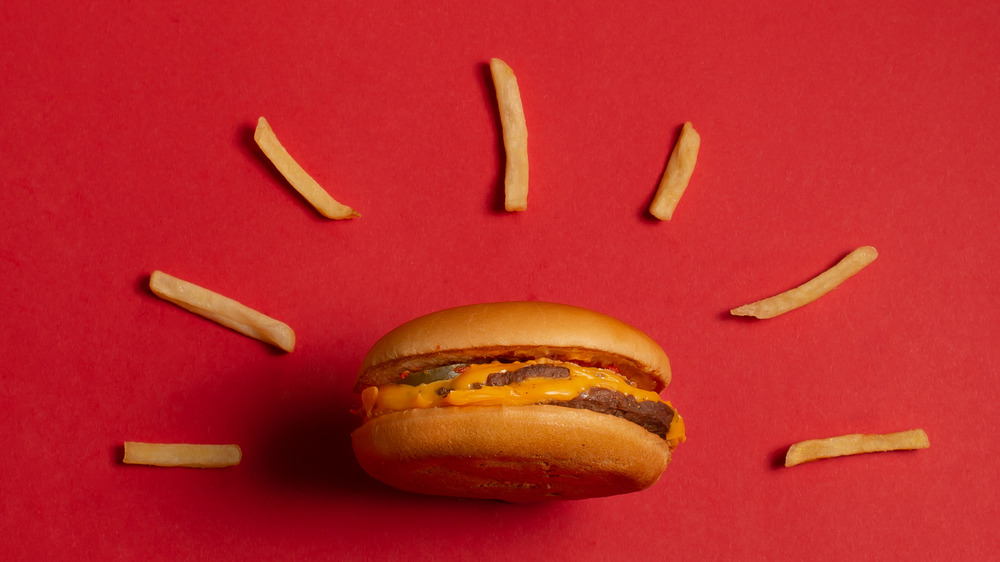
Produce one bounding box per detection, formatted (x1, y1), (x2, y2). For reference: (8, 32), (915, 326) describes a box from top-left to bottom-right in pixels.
(361, 359), (685, 443)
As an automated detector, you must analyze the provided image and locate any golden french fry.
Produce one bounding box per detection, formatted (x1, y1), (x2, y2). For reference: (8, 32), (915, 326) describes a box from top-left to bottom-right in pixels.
(649, 122), (701, 221)
(785, 429), (929, 467)
(490, 58), (529, 212)
(731, 246), (878, 319)
(123, 442), (242, 468)
(254, 116), (360, 220)
(149, 270), (295, 352)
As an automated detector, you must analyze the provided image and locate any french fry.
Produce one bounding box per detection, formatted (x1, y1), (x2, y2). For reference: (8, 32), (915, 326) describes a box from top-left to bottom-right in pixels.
(649, 122), (701, 221)
(785, 429), (929, 467)
(490, 58), (529, 212)
(123, 442), (242, 468)
(149, 270), (295, 352)
(730, 246), (878, 319)
(254, 116), (360, 220)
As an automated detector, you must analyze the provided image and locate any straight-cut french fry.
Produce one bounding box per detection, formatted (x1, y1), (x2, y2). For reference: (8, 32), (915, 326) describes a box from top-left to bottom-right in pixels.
(490, 58), (529, 212)
(785, 429), (929, 467)
(254, 116), (360, 220)
(731, 246), (878, 319)
(123, 442), (242, 468)
(149, 270), (295, 352)
(649, 122), (701, 221)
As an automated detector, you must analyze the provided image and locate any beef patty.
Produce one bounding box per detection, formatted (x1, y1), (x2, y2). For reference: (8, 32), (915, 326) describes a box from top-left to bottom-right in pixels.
(556, 387), (675, 439)
(483, 363), (675, 439)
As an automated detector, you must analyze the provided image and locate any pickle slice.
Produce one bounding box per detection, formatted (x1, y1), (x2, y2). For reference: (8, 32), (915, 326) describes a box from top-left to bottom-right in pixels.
(397, 364), (467, 386)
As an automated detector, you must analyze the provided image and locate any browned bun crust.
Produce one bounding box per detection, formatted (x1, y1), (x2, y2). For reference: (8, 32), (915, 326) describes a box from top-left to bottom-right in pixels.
(355, 301), (670, 392)
(351, 405), (671, 502)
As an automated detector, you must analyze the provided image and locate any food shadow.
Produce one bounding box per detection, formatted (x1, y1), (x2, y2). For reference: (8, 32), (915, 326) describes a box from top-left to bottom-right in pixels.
(245, 378), (386, 498)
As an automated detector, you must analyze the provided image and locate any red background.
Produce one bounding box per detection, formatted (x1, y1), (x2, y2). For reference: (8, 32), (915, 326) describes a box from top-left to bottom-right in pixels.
(3, 1), (998, 560)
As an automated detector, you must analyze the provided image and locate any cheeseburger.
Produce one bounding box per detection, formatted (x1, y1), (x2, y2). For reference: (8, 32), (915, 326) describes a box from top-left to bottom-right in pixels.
(351, 301), (684, 501)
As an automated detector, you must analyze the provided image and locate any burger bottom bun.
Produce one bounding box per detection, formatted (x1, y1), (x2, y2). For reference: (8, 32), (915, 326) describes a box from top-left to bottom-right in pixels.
(351, 405), (671, 502)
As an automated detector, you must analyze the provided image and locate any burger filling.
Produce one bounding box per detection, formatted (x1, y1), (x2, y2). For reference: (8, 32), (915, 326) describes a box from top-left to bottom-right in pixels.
(360, 358), (685, 446)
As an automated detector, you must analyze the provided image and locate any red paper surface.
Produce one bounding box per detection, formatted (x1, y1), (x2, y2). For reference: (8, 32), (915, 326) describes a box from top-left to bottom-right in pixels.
(3, 1), (998, 560)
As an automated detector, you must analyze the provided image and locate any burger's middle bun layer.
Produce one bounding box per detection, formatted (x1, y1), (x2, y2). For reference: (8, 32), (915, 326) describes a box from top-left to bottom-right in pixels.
(355, 302), (671, 392)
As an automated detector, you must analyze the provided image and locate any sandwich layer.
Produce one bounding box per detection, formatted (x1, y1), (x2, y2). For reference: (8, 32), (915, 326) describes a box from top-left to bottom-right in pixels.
(355, 302), (671, 392)
(351, 405), (671, 502)
(360, 358), (685, 444)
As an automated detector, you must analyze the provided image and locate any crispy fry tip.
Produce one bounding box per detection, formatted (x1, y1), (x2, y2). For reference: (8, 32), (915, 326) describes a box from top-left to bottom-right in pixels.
(649, 121), (700, 221)
(730, 245), (878, 319)
(148, 270), (296, 352)
(490, 58), (529, 212)
(253, 116), (359, 220)
(784, 429), (928, 467)
(123, 442), (243, 468)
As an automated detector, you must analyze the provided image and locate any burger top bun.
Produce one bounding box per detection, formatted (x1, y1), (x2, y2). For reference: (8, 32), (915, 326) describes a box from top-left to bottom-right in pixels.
(355, 301), (671, 392)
